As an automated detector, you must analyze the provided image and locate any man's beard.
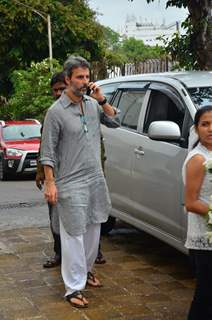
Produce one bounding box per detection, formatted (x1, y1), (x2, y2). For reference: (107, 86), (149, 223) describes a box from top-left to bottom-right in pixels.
(72, 85), (87, 97)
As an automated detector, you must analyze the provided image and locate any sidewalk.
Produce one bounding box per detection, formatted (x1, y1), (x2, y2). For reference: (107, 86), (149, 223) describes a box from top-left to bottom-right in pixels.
(0, 223), (194, 320)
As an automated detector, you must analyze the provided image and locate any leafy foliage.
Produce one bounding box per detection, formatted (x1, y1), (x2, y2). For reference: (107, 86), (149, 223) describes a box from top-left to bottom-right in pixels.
(158, 19), (197, 70)
(2, 59), (62, 121)
(0, 0), (105, 95)
(102, 26), (120, 50)
(146, 0), (188, 7)
(102, 27), (164, 68)
(120, 38), (163, 63)
(129, 0), (212, 70)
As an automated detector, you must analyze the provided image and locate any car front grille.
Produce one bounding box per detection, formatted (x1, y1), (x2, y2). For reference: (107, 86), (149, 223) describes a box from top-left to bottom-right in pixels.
(25, 152), (38, 160)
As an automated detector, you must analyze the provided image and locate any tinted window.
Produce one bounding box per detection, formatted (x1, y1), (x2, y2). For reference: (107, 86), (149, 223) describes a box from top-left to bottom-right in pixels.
(144, 90), (185, 133)
(115, 90), (146, 130)
(100, 83), (120, 102)
(3, 125), (41, 140)
(188, 87), (212, 108)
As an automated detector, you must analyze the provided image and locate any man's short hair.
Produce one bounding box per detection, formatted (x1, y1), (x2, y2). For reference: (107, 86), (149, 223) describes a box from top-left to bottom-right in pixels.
(50, 71), (66, 87)
(63, 56), (90, 77)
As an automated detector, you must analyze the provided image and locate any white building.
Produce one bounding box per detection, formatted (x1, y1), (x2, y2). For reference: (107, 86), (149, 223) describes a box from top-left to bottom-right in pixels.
(122, 16), (179, 46)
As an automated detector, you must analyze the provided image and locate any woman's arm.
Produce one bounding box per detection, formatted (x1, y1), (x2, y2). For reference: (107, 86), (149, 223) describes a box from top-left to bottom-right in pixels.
(185, 154), (208, 215)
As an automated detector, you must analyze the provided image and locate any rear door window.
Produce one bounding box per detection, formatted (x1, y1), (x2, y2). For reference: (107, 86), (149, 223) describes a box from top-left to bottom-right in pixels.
(113, 90), (147, 131)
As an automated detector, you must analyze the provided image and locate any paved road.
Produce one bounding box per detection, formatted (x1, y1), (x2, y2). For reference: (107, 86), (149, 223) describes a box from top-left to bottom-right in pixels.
(0, 178), (49, 231)
(0, 178), (194, 319)
(0, 224), (193, 320)
(0, 177), (43, 205)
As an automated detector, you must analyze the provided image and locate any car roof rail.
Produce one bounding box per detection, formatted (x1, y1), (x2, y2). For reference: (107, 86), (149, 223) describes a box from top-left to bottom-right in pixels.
(0, 120), (5, 126)
(25, 119), (41, 124)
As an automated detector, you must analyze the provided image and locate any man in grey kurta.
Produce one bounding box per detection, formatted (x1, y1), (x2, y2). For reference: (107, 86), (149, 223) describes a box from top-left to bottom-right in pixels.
(41, 90), (112, 235)
(40, 56), (116, 308)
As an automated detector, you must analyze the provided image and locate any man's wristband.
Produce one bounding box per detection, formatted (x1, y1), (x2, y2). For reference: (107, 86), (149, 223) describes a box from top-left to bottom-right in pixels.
(98, 97), (107, 106)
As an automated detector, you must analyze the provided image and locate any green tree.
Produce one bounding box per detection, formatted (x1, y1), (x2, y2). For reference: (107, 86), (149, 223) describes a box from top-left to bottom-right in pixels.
(2, 59), (62, 121)
(129, 0), (212, 70)
(101, 27), (127, 71)
(102, 26), (120, 50)
(0, 0), (105, 95)
(102, 32), (164, 76)
(158, 19), (196, 70)
(120, 38), (163, 63)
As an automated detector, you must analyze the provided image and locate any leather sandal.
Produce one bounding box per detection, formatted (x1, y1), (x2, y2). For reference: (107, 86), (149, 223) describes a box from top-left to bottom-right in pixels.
(43, 256), (61, 268)
(95, 253), (106, 264)
(87, 271), (103, 287)
(66, 291), (88, 308)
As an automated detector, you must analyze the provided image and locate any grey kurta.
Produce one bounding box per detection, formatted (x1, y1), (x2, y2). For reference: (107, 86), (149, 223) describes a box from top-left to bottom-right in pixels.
(40, 92), (112, 236)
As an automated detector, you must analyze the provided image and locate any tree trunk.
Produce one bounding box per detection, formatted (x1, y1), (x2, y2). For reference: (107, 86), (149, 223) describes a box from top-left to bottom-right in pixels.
(206, 0), (212, 69)
(188, 0), (212, 70)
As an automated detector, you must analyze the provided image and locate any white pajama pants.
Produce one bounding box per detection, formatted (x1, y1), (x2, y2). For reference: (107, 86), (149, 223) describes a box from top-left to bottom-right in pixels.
(59, 217), (101, 297)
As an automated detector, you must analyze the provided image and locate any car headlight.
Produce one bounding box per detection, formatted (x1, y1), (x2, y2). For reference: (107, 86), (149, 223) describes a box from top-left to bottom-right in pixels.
(6, 148), (23, 157)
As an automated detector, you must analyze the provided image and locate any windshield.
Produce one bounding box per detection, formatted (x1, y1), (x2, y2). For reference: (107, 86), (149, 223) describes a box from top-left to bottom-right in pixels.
(188, 87), (212, 108)
(3, 124), (41, 141)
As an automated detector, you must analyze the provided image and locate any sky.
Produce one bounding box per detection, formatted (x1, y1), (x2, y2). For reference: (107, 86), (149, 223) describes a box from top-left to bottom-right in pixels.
(88, 0), (188, 32)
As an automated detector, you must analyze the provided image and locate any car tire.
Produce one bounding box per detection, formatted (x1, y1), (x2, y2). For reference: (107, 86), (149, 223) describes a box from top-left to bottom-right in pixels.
(0, 158), (7, 181)
(101, 216), (116, 235)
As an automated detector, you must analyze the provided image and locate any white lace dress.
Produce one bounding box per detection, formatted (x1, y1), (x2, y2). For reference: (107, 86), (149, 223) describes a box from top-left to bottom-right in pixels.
(182, 143), (212, 250)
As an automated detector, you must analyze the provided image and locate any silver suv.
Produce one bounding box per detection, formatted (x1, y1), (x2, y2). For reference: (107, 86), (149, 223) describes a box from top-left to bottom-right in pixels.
(98, 71), (212, 253)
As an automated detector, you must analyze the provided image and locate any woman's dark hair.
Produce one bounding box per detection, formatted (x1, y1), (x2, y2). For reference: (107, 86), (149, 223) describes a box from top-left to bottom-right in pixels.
(192, 105), (212, 148)
(194, 105), (212, 127)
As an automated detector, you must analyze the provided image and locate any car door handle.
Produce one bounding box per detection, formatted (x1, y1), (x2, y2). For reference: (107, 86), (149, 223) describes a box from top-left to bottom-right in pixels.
(134, 147), (144, 156)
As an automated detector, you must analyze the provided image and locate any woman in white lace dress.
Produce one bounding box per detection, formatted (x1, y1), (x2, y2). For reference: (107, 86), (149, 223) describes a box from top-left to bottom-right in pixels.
(183, 105), (212, 320)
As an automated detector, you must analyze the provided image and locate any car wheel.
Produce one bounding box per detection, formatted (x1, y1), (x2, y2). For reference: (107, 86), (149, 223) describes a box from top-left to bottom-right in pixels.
(101, 216), (116, 235)
(0, 158), (7, 181)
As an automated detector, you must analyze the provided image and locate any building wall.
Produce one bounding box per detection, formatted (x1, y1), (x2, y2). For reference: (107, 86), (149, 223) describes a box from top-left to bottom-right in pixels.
(123, 20), (177, 46)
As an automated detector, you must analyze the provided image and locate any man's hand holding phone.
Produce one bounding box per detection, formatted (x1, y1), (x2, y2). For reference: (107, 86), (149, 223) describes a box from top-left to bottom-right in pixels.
(86, 82), (116, 117)
(86, 86), (92, 96)
(86, 82), (105, 103)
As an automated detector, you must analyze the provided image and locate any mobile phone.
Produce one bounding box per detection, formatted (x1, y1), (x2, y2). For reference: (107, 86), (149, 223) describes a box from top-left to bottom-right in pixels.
(86, 87), (91, 96)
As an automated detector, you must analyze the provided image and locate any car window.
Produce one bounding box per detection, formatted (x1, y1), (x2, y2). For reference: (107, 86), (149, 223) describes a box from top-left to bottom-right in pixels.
(114, 90), (146, 131)
(188, 87), (212, 108)
(3, 125), (41, 140)
(143, 90), (185, 133)
(100, 83), (120, 103)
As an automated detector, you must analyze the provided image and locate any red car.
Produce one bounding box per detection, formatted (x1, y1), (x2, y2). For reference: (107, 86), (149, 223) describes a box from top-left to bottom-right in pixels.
(0, 119), (41, 180)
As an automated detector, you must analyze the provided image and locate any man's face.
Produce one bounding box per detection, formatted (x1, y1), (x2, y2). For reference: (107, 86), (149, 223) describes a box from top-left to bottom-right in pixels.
(66, 67), (90, 97)
(52, 82), (66, 99)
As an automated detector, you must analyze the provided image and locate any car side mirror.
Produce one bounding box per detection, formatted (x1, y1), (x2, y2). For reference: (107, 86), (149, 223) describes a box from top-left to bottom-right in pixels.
(148, 121), (181, 141)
